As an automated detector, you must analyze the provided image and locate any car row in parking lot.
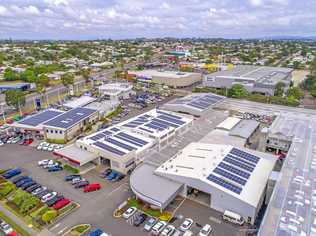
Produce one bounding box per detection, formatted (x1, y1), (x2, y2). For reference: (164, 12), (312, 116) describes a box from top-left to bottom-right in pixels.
(100, 168), (125, 182)
(37, 142), (64, 152)
(38, 159), (63, 172)
(2, 168), (71, 210)
(121, 206), (212, 236)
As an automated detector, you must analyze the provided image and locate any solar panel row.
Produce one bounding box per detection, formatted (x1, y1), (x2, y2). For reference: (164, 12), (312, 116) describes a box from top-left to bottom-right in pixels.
(223, 156), (254, 172)
(156, 110), (182, 120)
(117, 132), (148, 145)
(213, 167), (247, 186)
(226, 154), (256, 168)
(158, 115), (185, 126)
(19, 110), (63, 126)
(105, 137), (136, 151)
(218, 162), (250, 179)
(94, 141), (126, 156)
(230, 148), (260, 164)
(207, 174), (242, 194)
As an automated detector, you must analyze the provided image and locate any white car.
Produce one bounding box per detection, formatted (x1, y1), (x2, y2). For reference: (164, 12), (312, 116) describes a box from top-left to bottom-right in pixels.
(32, 186), (47, 195)
(199, 224), (212, 236)
(1, 224), (13, 234)
(38, 159), (52, 166)
(71, 177), (84, 185)
(180, 218), (194, 231)
(122, 207), (137, 219)
(47, 146), (54, 152)
(0, 141), (4, 146)
(151, 221), (167, 235)
(161, 225), (175, 236)
(43, 162), (58, 169)
(41, 192), (57, 202)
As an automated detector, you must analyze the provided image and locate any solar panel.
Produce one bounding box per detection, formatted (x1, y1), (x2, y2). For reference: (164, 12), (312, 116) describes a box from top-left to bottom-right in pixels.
(152, 118), (179, 128)
(110, 127), (120, 132)
(150, 121), (168, 129)
(145, 123), (164, 131)
(187, 102), (206, 110)
(19, 110), (63, 126)
(117, 132), (148, 145)
(223, 156), (254, 172)
(44, 107), (96, 129)
(213, 167), (247, 186)
(103, 130), (112, 135)
(94, 141), (126, 156)
(123, 124), (138, 128)
(139, 127), (154, 133)
(218, 162), (250, 179)
(207, 174), (242, 194)
(230, 148), (260, 164)
(158, 115), (185, 126)
(226, 154), (256, 168)
(105, 137), (136, 151)
(156, 110), (182, 120)
(114, 134), (143, 147)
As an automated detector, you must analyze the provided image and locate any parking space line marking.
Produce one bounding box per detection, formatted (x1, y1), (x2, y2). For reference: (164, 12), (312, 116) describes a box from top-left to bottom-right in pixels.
(107, 182), (128, 196)
(49, 223), (60, 230)
(57, 226), (68, 235)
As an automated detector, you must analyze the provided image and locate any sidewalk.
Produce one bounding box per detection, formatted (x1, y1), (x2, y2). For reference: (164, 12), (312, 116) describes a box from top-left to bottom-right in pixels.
(0, 203), (38, 235)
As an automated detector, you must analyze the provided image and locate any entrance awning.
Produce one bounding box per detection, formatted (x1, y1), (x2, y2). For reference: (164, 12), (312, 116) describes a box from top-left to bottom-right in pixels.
(54, 144), (98, 166)
(130, 163), (183, 209)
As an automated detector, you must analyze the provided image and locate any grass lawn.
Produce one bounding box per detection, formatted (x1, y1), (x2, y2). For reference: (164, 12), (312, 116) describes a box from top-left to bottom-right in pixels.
(0, 211), (31, 236)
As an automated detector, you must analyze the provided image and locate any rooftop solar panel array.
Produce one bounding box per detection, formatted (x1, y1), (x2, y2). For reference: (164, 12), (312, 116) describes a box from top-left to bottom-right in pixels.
(94, 141), (126, 156)
(19, 110), (63, 127)
(207, 174), (242, 194)
(207, 148), (261, 195)
(44, 107), (97, 129)
(184, 94), (224, 111)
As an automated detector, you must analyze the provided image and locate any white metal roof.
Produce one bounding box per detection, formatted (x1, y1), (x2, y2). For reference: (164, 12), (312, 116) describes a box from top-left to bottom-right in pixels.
(155, 142), (276, 207)
(129, 70), (198, 79)
(63, 95), (96, 109)
(216, 117), (241, 131)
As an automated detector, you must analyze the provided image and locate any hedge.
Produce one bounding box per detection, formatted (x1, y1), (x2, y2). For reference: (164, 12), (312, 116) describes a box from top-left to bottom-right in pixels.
(0, 182), (15, 197)
(63, 164), (80, 174)
(42, 209), (57, 223)
(46, 139), (66, 144)
(10, 189), (40, 215)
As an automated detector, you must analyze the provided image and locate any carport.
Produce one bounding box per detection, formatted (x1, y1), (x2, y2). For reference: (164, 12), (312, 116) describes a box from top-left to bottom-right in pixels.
(54, 144), (99, 173)
(130, 163), (183, 211)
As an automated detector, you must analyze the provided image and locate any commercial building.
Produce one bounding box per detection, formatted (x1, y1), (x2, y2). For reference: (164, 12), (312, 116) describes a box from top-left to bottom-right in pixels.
(11, 109), (64, 133)
(203, 66), (293, 96)
(63, 95), (97, 109)
(162, 93), (225, 116)
(130, 142), (276, 224)
(43, 107), (98, 142)
(128, 70), (202, 88)
(0, 83), (32, 92)
(54, 109), (193, 174)
(98, 82), (134, 101)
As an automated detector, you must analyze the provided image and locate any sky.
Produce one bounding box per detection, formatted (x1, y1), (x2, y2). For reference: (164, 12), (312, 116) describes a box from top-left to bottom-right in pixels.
(0, 0), (315, 40)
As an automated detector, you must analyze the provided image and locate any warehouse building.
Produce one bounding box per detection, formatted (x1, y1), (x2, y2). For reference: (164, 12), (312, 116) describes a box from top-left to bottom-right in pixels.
(203, 66), (293, 96)
(128, 70), (202, 88)
(63, 95), (97, 109)
(11, 109), (64, 133)
(130, 142), (276, 224)
(162, 93), (225, 116)
(43, 107), (99, 142)
(98, 82), (134, 101)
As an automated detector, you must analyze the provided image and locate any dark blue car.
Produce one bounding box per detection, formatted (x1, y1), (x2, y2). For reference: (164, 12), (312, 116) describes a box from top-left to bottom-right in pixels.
(3, 168), (21, 179)
(48, 166), (63, 172)
(16, 177), (32, 188)
(89, 229), (104, 236)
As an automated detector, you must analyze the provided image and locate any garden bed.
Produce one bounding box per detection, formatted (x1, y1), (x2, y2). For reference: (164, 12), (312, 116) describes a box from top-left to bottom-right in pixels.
(63, 224), (91, 236)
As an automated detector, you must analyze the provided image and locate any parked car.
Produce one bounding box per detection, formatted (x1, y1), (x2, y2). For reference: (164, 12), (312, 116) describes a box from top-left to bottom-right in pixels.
(83, 183), (101, 193)
(3, 168), (21, 179)
(12, 175), (27, 184)
(74, 180), (89, 189)
(38, 159), (53, 166)
(47, 195), (64, 207)
(161, 225), (175, 236)
(21, 181), (37, 190)
(1, 223), (13, 235)
(25, 183), (41, 193)
(171, 230), (182, 236)
(123, 207), (137, 219)
(41, 192), (57, 203)
(48, 166), (63, 172)
(36, 189), (51, 199)
(100, 169), (112, 178)
(198, 224), (212, 236)
(65, 174), (81, 181)
(32, 186), (47, 196)
(43, 162), (58, 169)
(106, 171), (118, 181)
(71, 177), (84, 185)
(88, 229), (110, 236)
(133, 213), (147, 226)
(180, 218), (194, 231)
(151, 221), (167, 235)
(53, 198), (70, 210)
(15, 177), (32, 188)
(144, 217), (157, 232)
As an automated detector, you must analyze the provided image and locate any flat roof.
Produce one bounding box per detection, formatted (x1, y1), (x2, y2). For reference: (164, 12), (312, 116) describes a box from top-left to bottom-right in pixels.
(130, 163), (183, 208)
(63, 95), (96, 109)
(165, 93), (225, 112)
(129, 70), (198, 79)
(12, 109), (64, 130)
(155, 142), (276, 207)
(119, 109), (193, 138)
(98, 82), (133, 92)
(216, 117), (241, 131)
(44, 107), (97, 129)
(229, 119), (260, 139)
(54, 144), (98, 166)
(81, 125), (154, 157)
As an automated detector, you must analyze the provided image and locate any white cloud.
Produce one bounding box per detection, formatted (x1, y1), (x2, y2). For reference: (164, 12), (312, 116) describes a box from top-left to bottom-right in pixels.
(25, 6), (40, 15)
(0, 5), (8, 16)
(160, 2), (171, 10)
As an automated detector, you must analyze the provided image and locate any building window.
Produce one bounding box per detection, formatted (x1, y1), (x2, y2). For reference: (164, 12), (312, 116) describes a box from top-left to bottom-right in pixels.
(60, 130), (63, 134)
(50, 130), (53, 133)
(55, 130), (58, 134)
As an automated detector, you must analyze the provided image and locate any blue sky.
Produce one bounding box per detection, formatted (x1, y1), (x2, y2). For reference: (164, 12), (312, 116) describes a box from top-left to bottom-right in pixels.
(0, 0), (315, 40)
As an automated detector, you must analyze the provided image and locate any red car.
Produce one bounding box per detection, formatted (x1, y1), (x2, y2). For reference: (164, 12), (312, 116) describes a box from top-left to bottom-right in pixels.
(23, 139), (33, 145)
(83, 183), (101, 193)
(53, 198), (70, 210)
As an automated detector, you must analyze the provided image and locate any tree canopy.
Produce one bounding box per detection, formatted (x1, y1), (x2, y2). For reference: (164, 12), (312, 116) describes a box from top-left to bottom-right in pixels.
(61, 73), (74, 87)
(228, 84), (248, 98)
(5, 90), (26, 109)
(274, 82), (286, 97)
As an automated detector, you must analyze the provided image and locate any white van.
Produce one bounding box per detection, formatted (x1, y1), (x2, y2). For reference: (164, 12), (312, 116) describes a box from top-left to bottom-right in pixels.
(223, 210), (245, 225)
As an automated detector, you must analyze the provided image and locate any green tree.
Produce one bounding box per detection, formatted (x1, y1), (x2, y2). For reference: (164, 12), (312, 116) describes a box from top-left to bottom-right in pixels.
(81, 69), (91, 82)
(274, 82), (286, 97)
(287, 87), (304, 100)
(42, 210), (58, 223)
(311, 57), (316, 76)
(61, 73), (74, 87)
(228, 84), (248, 98)
(20, 68), (36, 83)
(3, 68), (18, 81)
(5, 90), (26, 110)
